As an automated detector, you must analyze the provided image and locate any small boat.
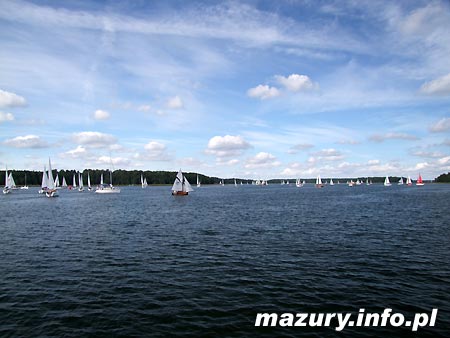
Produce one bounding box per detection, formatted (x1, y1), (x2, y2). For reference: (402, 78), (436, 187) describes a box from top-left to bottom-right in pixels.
(196, 174), (201, 188)
(62, 176), (68, 189)
(141, 173), (148, 188)
(54, 173), (61, 189)
(398, 177), (404, 185)
(95, 171), (120, 194)
(172, 169), (193, 195)
(384, 176), (391, 186)
(406, 176), (412, 186)
(348, 180), (355, 187)
(3, 166), (11, 194)
(78, 172), (84, 192)
(315, 175), (324, 188)
(295, 178), (303, 187)
(20, 173), (29, 190)
(416, 174), (425, 186)
(45, 158), (58, 197)
(87, 171), (92, 191)
(72, 173), (77, 189)
(329, 178), (334, 186)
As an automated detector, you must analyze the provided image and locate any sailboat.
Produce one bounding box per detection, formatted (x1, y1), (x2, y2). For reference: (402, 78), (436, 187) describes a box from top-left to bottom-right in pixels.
(54, 173), (60, 189)
(3, 166), (11, 194)
(329, 178), (334, 186)
(234, 179), (238, 187)
(384, 176), (391, 186)
(8, 172), (17, 190)
(295, 178), (303, 187)
(95, 170), (120, 194)
(406, 176), (412, 186)
(87, 171), (92, 191)
(38, 165), (48, 194)
(21, 173), (29, 190)
(315, 175), (324, 188)
(62, 176), (68, 189)
(398, 177), (404, 185)
(141, 173), (148, 188)
(78, 172), (84, 192)
(348, 180), (355, 187)
(196, 174), (201, 188)
(171, 169), (193, 195)
(416, 173), (425, 186)
(71, 173), (77, 190)
(45, 158), (58, 197)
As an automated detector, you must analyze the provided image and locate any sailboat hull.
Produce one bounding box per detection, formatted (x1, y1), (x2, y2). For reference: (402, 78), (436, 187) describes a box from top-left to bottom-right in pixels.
(172, 191), (188, 196)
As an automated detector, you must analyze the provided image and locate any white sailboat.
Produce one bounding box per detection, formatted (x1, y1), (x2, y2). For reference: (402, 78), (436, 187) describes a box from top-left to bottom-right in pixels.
(398, 177), (404, 185)
(295, 178), (303, 187)
(95, 170), (120, 194)
(196, 174), (201, 188)
(54, 173), (60, 189)
(406, 176), (412, 186)
(8, 172), (17, 189)
(21, 173), (29, 190)
(234, 179), (238, 187)
(78, 172), (84, 192)
(329, 178), (334, 186)
(141, 173), (148, 188)
(172, 169), (193, 195)
(384, 176), (391, 186)
(348, 180), (355, 187)
(87, 172), (92, 191)
(45, 158), (58, 197)
(72, 173), (77, 189)
(3, 166), (11, 194)
(315, 175), (324, 188)
(62, 176), (68, 189)
(38, 165), (48, 194)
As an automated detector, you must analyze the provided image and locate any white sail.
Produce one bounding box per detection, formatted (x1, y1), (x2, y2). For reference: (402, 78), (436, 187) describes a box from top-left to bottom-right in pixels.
(316, 175), (322, 185)
(8, 172), (16, 188)
(329, 178), (334, 186)
(54, 173), (60, 187)
(41, 165), (48, 188)
(100, 173), (104, 185)
(398, 177), (404, 185)
(141, 173), (147, 188)
(197, 174), (201, 188)
(406, 176), (412, 185)
(72, 173), (77, 188)
(79, 172), (84, 188)
(62, 176), (67, 187)
(87, 172), (91, 189)
(172, 169), (193, 193)
(384, 176), (391, 186)
(47, 158), (55, 190)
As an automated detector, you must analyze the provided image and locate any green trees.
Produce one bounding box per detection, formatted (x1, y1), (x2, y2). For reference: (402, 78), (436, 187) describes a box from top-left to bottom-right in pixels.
(435, 172), (450, 183)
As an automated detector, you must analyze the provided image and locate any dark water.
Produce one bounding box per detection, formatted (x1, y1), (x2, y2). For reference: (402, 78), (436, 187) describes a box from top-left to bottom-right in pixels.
(0, 184), (449, 337)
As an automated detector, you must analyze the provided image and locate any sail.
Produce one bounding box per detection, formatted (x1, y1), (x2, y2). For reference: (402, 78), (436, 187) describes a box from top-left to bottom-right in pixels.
(316, 175), (322, 185)
(62, 176), (67, 187)
(8, 172), (16, 188)
(87, 172), (91, 188)
(100, 173), (104, 185)
(47, 158), (55, 190)
(406, 176), (412, 185)
(41, 165), (48, 188)
(172, 169), (193, 192)
(73, 173), (77, 188)
(330, 178), (334, 185)
(79, 172), (84, 188)
(4, 167), (9, 188)
(54, 173), (60, 187)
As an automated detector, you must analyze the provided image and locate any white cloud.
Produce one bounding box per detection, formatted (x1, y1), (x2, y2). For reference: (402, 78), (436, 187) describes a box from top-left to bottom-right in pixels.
(206, 135), (251, 158)
(97, 155), (130, 166)
(93, 109), (110, 120)
(72, 131), (117, 147)
(142, 141), (171, 160)
(287, 143), (314, 154)
(166, 96), (184, 109)
(0, 89), (26, 108)
(429, 117), (450, 132)
(247, 85), (280, 100)
(3, 135), (48, 148)
(308, 148), (344, 163)
(415, 162), (430, 170)
(61, 145), (87, 159)
(0, 111), (14, 123)
(368, 159), (380, 165)
(244, 152), (281, 169)
(420, 73), (450, 96)
(275, 74), (318, 92)
(438, 156), (450, 165)
(369, 132), (419, 142)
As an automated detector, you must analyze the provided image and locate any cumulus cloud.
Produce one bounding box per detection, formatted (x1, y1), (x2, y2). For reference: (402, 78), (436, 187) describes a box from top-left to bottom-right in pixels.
(3, 135), (48, 148)
(438, 156), (450, 165)
(308, 148), (344, 163)
(93, 109), (110, 120)
(0, 89), (26, 108)
(429, 117), (450, 132)
(244, 152), (281, 169)
(369, 132), (419, 142)
(142, 141), (171, 160)
(206, 135), (251, 158)
(247, 85), (280, 100)
(72, 131), (117, 147)
(275, 73), (318, 92)
(420, 73), (450, 96)
(166, 96), (184, 109)
(97, 155), (130, 166)
(0, 111), (14, 123)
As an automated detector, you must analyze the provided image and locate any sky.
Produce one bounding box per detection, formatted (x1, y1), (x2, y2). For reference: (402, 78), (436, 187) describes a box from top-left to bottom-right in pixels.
(0, 0), (449, 180)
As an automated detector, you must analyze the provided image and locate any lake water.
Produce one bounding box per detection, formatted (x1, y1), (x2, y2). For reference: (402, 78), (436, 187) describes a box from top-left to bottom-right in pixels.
(1, 184), (449, 337)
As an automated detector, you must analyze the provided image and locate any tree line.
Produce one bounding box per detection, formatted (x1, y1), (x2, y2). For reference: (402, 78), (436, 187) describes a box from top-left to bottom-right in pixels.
(435, 172), (450, 183)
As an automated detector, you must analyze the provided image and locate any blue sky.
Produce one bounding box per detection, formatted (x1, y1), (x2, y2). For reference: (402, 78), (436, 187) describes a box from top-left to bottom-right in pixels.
(1, 0), (449, 180)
